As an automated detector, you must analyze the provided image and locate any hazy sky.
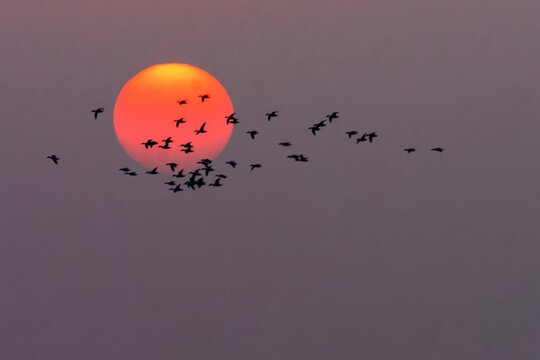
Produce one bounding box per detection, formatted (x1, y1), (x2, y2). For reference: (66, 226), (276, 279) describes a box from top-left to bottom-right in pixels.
(2, 1), (540, 359)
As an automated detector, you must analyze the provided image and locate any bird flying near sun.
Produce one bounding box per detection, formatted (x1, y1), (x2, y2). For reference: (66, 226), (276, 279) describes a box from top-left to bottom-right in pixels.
(113, 63), (234, 172)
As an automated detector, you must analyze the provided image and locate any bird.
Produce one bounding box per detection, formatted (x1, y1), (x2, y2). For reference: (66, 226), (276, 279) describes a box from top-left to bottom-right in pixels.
(91, 108), (104, 119)
(166, 163), (178, 172)
(184, 178), (196, 190)
(208, 178), (223, 187)
(164, 181), (176, 186)
(250, 164), (262, 171)
(315, 120), (327, 128)
(176, 99), (187, 105)
(346, 131), (358, 138)
(194, 122), (207, 135)
(226, 161), (237, 168)
(404, 148), (416, 154)
(356, 133), (368, 143)
(189, 169), (201, 177)
(119, 167), (130, 172)
(195, 177), (205, 188)
(202, 165), (215, 176)
(146, 167), (158, 175)
(126, 171), (138, 176)
(199, 94), (210, 102)
(326, 112), (339, 123)
(246, 130), (258, 139)
(141, 139), (158, 149)
(308, 125), (321, 136)
(173, 118), (186, 127)
(298, 154), (308, 162)
(278, 142), (292, 147)
(197, 158), (212, 166)
(366, 132), (378, 143)
(181, 147), (194, 154)
(287, 154), (300, 161)
(170, 184), (184, 193)
(47, 155), (59, 164)
(225, 113), (239, 124)
(172, 169), (185, 178)
(431, 147), (444, 152)
(266, 111), (278, 121)
(215, 174), (227, 179)
(159, 137), (173, 149)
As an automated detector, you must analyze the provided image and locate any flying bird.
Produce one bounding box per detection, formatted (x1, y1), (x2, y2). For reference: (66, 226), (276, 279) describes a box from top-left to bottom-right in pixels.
(346, 131), (358, 138)
(198, 94), (210, 102)
(197, 158), (212, 166)
(215, 174), (227, 179)
(250, 164), (262, 171)
(194, 122), (207, 135)
(47, 155), (59, 164)
(356, 133), (368, 143)
(170, 184), (184, 193)
(266, 111), (278, 121)
(172, 169), (185, 178)
(431, 147), (444, 152)
(202, 165), (215, 176)
(315, 120), (327, 128)
(141, 139), (158, 149)
(126, 171), (138, 176)
(278, 142), (292, 147)
(166, 163), (178, 172)
(404, 148), (416, 154)
(176, 99), (187, 105)
(225, 113), (239, 124)
(287, 154), (300, 161)
(159, 137), (173, 149)
(146, 167), (159, 175)
(180, 147), (194, 154)
(226, 161), (237, 168)
(308, 125), (321, 136)
(91, 108), (104, 119)
(326, 112), (339, 123)
(208, 178), (223, 187)
(246, 130), (258, 139)
(367, 132), (378, 143)
(173, 118), (186, 127)
(118, 167), (130, 172)
(164, 181), (176, 186)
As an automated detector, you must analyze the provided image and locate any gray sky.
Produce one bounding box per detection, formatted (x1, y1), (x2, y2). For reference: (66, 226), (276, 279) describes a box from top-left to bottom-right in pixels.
(2, 0), (540, 359)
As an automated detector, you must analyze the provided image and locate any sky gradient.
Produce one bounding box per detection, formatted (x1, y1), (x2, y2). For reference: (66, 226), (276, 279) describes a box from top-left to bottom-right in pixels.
(2, 1), (540, 359)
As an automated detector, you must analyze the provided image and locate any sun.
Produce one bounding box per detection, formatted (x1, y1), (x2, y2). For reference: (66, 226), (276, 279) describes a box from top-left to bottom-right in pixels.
(113, 63), (234, 172)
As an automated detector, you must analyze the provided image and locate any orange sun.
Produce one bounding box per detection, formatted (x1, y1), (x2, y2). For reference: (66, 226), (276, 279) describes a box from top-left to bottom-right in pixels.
(113, 63), (234, 172)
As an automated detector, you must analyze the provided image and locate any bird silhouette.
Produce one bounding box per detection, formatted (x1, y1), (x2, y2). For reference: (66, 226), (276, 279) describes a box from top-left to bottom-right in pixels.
(356, 133), (368, 143)
(159, 137), (173, 149)
(404, 148), (416, 154)
(199, 94), (210, 102)
(225, 113), (239, 124)
(215, 174), (227, 179)
(326, 112), (339, 123)
(367, 132), (378, 143)
(266, 111), (278, 121)
(47, 155), (59, 164)
(278, 142), (292, 147)
(126, 171), (138, 176)
(315, 120), (327, 128)
(287, 154), (300, 161)
(170, 184), (184, 193)
(181, 147), (194, 154)
(172, 169), (185, 178)
(176, 100), (187, 105)
(91, 108), (104, 119)
(208, 178), (223, 187)
(173, 118), (186, 127)
(226, 161), (237, 168)
(184, 178), (196, 190)
(197, 158), (212, 166)
(298, 154), (308, 162)
(196, 177), (205, 188)
(189, 169), (201, 177)
(431, 147), (444, 152)
(250, 164), (262, 171)
(346, 131), (358, 138)
(146, 167), (159, 175)
(202, 165), (214, 176)
(141, 139), (158, 149)
(194, 122), (207, 135)
(246, 130), (258, 139)
(119, 167), (130, 172)
(309, 125), (321, 136)
(164, 181), (176, 186)
(166, 163), (178, 172)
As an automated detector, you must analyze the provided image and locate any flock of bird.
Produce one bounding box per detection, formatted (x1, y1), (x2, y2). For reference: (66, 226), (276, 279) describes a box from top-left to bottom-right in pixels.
(47, 94), (445, 193)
